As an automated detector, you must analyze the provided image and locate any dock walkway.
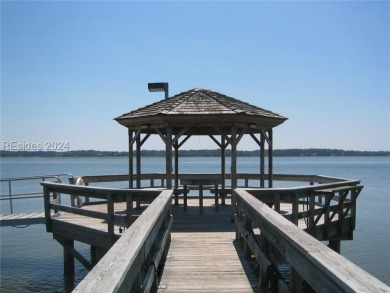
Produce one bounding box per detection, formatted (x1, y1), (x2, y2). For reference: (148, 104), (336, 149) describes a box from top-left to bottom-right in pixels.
(158, 198), (261, 292)
(0, 211), (47, 226)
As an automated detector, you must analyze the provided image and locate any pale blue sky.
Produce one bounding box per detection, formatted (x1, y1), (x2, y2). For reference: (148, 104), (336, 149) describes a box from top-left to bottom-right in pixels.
(1, 1), (389, 151)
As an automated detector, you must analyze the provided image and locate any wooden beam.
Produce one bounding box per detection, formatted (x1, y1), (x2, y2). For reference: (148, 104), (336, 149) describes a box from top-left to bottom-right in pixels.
(236, 128), (247, 144)
(73, 190), (173, 293)
(55, 236), (93, 271)
(260, 129), (272, 148)
(268, 129), (273, 188)
(233, 189), (389, 293)
(156, 129), (167, 144)
(209, 134), (222, 148)
(178, 134), (191, 148)
(129, 129), (142, 147)
(215, 127), (232, 145)
(260, 133), (265, 188)
(174, 143), (179, 189)
(231, 127), (237, 189)
(250, 133), (261, 147)
(128, 129), (134, 189)
(221, 136), (226, 192)
(172, 127), (190, 144)
(140, 133), (151, 146)
(136, 134), (141, 189)
(166, 127), (172, 189)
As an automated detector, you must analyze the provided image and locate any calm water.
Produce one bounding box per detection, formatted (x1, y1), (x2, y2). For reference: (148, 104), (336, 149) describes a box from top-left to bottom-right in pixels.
(1, 156), (389, 291)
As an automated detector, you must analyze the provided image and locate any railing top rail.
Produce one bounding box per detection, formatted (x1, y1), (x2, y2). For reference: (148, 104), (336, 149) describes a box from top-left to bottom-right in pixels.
(233, 189), (388, 292)
(79, 172), (355, 184)
(73, 189), (173, 293)
(40, 181), (163, 196)
(0, 173), (74, 182)
(243, 179), (361, 195)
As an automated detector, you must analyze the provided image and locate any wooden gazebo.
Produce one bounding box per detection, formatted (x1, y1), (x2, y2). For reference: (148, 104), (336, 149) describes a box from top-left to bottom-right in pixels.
(114, 88), (287, 190)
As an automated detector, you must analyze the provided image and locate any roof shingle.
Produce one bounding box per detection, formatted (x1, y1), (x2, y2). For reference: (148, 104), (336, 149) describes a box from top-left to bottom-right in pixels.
(115, 88), (287, 120)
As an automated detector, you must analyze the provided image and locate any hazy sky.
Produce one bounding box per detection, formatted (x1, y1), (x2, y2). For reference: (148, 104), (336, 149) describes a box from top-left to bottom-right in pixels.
(1, 1), (389, 151)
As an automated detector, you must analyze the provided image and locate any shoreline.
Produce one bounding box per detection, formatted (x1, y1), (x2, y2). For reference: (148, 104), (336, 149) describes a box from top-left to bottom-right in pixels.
(1, 149), (390, 158)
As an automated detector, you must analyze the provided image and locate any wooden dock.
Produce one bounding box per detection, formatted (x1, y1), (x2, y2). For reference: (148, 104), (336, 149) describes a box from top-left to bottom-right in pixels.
(39, 179), (389, 292)
(0, 211), (46, 226)
(159, 198), (261, 292)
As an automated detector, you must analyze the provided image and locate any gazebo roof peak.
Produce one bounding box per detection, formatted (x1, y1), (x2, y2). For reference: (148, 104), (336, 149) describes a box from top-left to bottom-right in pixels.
(115, 88), (287, 131)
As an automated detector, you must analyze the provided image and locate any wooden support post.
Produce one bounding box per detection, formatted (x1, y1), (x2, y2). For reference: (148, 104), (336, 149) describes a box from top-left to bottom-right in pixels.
(126, 194), (133, 227)
(107, 194), (115, 247)
(90, 245), (97, 265)
(128, 129), (134, 189)
(292, 193), (299, 226)
(274, 193), (280, 212)
(351, 188), (359, 230)
(174, 143), (179, 190)
(136, 134), (141, 189)
(328, 240), (341, 254)
(221, 136), (226, 205)
(268, 129), (273, 188)
(184, 184), (188, 213)
(231, 127), (237, 189)
(64, 238), (75, 276)
(199, 184), (203, 215)
(244, 215), (252, 259)
(214, 183), (219, 213)
(309, 193), (315, 230)
(43, 186), (52, 232)
(260, 133), (265, 188)
(166, 127), (173, 189)
(291, 267), (303, 293)
(90, 246), (107, 265)
(136, 134), (141, 208)
(324, 194), (331, 239)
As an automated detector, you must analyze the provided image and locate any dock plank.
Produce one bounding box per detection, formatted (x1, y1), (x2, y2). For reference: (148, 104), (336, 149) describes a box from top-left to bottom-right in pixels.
(158, 199), (262, 293)
(0, 211), (47, 226)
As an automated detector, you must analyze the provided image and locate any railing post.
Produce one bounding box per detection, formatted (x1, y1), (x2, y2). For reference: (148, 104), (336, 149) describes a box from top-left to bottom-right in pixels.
(324, 193), (332, 239)
(8, 180), (13, 214)
(291, 193), (299, 225)
(107, 193), (115, 247)
(274, 193), (280, 212)
(126, 194), (133, 227)
(69, 176), (76, 207)
(291, 267), (303, 293)
(43, 185), (52, 232)
(351, 188), (358, 230)
(244, 215), (252, 259)
(309, 193), (315, 229)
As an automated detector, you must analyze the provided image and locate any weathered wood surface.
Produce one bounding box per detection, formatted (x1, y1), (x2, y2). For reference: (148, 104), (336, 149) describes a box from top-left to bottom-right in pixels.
(234, 188), (389, 293)
(0, 211), (47, 226)
(73, 190), (173, 293)
(158, 198), (262, 293)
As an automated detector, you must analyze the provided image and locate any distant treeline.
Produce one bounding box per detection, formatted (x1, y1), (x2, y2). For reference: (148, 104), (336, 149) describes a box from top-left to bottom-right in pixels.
(1, 149), (389, 157)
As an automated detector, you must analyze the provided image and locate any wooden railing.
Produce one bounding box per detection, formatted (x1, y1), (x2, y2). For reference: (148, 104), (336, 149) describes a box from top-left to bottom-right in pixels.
(233, 188), (388, 292)
(78, 172), (350, 189)
(41, 182), (167, 248)
(72, 189), (173, 293)
(245, 180), (363, 242)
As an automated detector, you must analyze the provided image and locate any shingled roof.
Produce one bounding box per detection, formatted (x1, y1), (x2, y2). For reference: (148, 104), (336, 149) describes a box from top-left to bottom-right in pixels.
(115, 88), (287, 134)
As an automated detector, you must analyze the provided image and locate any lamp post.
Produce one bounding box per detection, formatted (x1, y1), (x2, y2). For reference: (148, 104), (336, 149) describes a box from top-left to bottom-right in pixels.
(148, 82), (169, 99)
(147, 82), (172, 188)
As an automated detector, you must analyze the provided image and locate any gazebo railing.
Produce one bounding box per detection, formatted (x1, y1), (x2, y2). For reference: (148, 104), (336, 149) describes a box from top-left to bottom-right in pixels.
(78, 172), (352, 190)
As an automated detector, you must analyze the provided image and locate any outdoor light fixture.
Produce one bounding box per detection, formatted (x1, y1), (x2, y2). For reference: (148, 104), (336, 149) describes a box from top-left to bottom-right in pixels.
(148, 82), (169, 100)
